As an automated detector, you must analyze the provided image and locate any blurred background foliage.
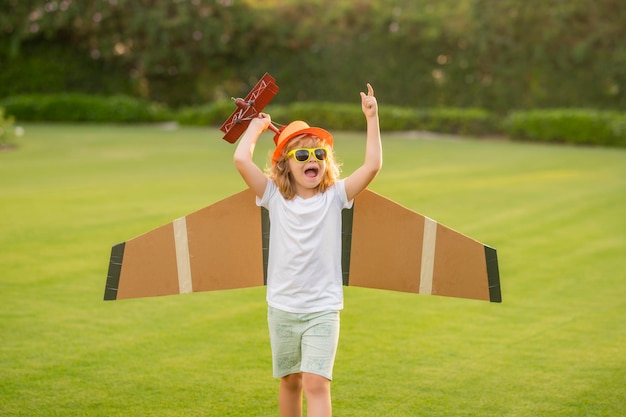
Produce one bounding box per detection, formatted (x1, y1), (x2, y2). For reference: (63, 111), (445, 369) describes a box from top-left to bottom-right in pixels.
(1, 0), (624, 111)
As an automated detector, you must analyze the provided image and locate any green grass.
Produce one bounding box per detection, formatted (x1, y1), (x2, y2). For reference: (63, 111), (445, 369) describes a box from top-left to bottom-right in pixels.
(1, 124), (624, 416)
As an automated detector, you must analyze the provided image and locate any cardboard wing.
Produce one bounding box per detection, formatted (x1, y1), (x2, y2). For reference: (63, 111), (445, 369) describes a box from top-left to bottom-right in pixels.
(104, 189), (501, 302)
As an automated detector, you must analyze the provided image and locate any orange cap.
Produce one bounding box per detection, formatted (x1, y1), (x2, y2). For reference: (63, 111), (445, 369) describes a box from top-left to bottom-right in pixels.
(272, 121), (333, 164)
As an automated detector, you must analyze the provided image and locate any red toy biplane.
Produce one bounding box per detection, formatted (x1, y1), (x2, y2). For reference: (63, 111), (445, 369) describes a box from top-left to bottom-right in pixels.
(220, 73), (280, 143)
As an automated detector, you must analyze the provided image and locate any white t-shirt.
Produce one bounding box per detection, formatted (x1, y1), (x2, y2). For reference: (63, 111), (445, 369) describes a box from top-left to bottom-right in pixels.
(256, 180), (354, 313)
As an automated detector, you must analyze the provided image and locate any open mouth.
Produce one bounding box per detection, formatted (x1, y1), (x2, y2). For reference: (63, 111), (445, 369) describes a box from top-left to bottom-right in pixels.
(305, 167), (319, 178)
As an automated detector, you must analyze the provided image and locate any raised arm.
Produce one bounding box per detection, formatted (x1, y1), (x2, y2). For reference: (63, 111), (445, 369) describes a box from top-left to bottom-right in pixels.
(233, 113), (270, 198)
(344, 83), (383, 201)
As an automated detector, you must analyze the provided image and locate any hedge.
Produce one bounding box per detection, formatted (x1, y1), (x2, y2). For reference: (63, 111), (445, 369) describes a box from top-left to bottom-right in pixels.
(0, 107), (20, 149)
(2, 94), (625, 148)
(1, 94), (172, 123)
(176, 101), (498, 137)
(503, 109), (626, 147)
(175, 101), (235, 127)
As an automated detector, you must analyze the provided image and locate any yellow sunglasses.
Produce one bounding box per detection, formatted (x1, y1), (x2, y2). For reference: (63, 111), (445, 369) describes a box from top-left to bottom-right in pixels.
(286, 147), (329, 162)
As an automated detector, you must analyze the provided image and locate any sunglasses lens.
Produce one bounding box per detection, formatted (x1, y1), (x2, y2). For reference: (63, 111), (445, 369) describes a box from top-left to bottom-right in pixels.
(289, 148), (328, 162)
(294, 149), (310, 162)
(314, 148), (327, 161)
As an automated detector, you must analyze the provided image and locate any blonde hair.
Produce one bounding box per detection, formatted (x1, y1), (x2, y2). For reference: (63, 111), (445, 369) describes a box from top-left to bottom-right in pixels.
(266, 134), (341, 200)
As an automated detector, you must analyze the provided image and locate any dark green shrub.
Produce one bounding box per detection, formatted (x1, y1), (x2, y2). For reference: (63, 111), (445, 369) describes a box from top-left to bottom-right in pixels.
(269, 103), (364, 131)
(1, 94), (172, 123)
(503, 109), (626, 147)
(187, 100), (499, 138)
(175, 101), (236, 126)
(275, 104), (497, 136)
(379, 106), (420, 131)
(391, 107), (498, 136)
(178, 101), (367, 131)
(0, 107), (21, 149)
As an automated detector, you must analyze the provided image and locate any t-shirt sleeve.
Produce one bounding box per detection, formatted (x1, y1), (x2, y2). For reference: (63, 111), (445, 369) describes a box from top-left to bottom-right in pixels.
(337, 179), (354, 210)
(256, 180), (276, 209)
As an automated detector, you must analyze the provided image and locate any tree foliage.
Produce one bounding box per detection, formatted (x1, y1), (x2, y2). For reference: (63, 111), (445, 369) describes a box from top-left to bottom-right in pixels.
(1, 0), (624, 110)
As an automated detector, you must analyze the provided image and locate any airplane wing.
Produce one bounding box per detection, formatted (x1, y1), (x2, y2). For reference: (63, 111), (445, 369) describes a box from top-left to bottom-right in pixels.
(104, 189), (501, 302)
(341, 190), (501, 302)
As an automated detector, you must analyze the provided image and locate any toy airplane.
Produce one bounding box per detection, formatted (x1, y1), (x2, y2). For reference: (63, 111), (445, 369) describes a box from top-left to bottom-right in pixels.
(104, 73), (501, 303)
(220, 72), (280, 143)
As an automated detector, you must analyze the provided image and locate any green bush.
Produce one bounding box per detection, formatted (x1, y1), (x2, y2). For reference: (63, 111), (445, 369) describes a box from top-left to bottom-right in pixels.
(269, 102), (364, 131)
(0, 107), (21, 149)
(503, 109), (626, 147)
(1, 94), (173, 123)
(381, 107), (498, 136)
(175, 101), (236, 126)
(183, 100), (499, 137)
(3, 92), (625, 148)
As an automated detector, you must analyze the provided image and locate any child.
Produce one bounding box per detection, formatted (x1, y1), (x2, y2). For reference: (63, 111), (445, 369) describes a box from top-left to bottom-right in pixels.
(233, 83), (382, 417)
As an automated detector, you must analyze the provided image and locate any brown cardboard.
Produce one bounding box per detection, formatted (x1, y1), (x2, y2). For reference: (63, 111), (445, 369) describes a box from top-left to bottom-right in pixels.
(347, 190), (497, 301)
(105, 189), (500, 302)
(185, 189), (263, 291)
(117, 223), (179, 299)
(349, 190), (424, 293)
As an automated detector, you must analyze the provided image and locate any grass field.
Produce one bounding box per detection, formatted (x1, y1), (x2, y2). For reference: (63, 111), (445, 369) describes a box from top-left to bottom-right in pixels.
(1, 123), (624, 416)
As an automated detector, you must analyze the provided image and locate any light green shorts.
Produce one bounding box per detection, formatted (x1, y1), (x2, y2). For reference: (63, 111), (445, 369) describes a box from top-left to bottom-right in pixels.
(267, 306), (340, 380)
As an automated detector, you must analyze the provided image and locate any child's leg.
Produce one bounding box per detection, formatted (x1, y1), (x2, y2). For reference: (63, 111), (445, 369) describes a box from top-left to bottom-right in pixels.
(279, 373), (303, 417)
(303, 373), (332, 417)
(300, 311), (339, 417)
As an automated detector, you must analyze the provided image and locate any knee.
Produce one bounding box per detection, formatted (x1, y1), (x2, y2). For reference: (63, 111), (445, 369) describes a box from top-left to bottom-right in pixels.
(281, 373), (303, 393)
(302, 373), (330, 397)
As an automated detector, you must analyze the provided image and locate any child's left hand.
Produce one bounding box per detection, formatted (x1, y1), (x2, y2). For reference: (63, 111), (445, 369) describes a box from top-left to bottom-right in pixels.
(360, 83), (378, 118)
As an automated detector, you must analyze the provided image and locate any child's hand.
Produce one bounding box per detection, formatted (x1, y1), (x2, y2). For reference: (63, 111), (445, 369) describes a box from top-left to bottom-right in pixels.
(360, 83), (378, 119)
(248, 112), (272, 134)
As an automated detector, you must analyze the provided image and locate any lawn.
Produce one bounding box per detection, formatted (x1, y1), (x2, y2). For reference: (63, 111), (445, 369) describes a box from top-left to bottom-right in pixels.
(1, 124), (624, 416)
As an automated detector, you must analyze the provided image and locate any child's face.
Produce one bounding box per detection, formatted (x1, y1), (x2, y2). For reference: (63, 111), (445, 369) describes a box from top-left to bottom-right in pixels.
(285, 137), (328, 197)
